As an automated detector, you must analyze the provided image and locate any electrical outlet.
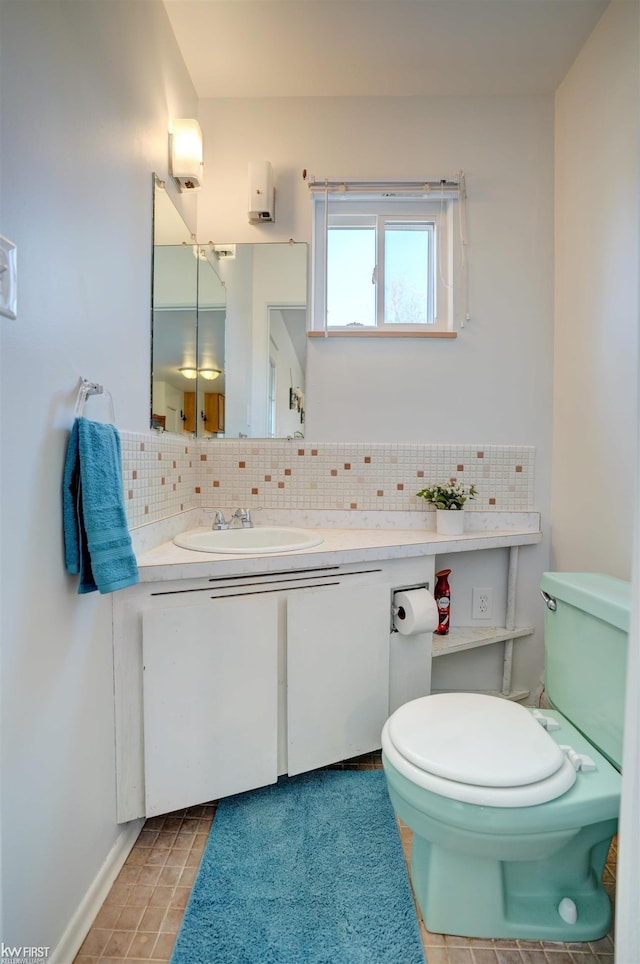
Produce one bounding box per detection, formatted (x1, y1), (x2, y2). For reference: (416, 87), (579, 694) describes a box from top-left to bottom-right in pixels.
(472, 587), (493, 619)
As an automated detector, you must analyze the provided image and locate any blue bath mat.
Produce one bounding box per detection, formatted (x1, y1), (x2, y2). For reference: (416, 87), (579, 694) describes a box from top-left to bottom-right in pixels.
(170, 769), (425, 963)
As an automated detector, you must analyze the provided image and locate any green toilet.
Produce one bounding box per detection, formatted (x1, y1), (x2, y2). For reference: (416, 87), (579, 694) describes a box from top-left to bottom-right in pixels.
(382, 572), (628, 941)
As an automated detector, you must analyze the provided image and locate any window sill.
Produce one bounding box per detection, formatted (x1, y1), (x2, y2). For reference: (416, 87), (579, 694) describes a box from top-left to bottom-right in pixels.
(307, 330), (457, 339)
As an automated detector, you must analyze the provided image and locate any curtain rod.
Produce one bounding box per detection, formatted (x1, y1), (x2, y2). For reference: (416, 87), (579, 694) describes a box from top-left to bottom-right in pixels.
(305, 174), (464, 198)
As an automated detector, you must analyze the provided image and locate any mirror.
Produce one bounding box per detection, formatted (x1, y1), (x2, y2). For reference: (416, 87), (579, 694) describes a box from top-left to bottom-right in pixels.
(214, 242), (307, 439)
(151, 178), (226, 436)
(151, 176), (308, 438)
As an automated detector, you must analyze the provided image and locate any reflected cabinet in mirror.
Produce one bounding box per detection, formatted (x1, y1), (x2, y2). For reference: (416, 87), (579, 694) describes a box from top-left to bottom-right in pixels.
(151, 176), (308, 439)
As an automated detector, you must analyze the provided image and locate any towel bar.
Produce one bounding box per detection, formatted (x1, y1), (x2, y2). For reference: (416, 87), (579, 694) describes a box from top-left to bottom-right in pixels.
(74, 378), (116, 423)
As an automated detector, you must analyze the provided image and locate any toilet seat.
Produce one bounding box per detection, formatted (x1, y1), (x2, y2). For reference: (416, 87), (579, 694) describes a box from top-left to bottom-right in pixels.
(382, 693), (578, 808)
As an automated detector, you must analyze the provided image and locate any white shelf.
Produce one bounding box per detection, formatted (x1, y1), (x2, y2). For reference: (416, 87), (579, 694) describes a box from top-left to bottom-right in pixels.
(431, 543), (536, 699)
(431, 625), (534, 658)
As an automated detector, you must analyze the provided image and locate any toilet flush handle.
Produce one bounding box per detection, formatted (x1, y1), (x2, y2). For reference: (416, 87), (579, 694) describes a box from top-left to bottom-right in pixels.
(540, 590), (557, 611)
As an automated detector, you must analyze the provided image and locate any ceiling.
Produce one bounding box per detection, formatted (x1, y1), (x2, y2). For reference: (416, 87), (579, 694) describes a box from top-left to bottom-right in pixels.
(163, 0), (608, 99)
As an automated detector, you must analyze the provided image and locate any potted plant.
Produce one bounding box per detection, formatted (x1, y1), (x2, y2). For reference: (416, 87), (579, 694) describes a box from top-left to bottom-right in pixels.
(416, 480), (477, 535)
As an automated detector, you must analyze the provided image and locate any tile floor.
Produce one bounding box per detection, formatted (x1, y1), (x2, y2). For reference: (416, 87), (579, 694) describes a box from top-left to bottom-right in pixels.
(74, 753), (617, 964)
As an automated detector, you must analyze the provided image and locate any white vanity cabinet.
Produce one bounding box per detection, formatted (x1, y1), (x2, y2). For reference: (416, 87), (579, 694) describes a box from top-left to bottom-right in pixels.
(115, 523), (542, 822)
(114, 556), (435, 822)
(142, 594), (279, 817)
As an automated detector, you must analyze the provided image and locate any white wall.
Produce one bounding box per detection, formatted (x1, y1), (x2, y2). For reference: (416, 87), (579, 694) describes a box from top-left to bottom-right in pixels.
(554, 4), (640, 959)
(198, 93), (556, 700)
(0, 0), (196, 951)
(554, 2), (639, 580)
(198, 96), (554, 440)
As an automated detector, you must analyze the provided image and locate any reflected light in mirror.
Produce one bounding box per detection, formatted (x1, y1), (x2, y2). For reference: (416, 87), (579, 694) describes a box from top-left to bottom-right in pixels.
(200, 369), (221, 380)
(179, 367), (198, 379)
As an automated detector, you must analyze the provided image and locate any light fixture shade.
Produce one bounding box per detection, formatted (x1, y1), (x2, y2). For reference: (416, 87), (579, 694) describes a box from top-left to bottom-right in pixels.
(171, 118), (203, 192)
(179, 367), (198, 379)
(199, 369), (221, 381)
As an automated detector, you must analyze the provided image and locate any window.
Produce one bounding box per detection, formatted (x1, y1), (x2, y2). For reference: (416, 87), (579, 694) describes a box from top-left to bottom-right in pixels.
(311, 194), (458, 335)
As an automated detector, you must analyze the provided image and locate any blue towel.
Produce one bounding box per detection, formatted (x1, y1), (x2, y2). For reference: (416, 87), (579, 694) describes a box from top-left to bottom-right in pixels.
(63, 417), (139, 594)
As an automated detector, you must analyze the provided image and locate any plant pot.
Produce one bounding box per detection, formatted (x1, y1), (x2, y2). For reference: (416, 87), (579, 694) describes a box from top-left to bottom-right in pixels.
(435, 509), (465, 536)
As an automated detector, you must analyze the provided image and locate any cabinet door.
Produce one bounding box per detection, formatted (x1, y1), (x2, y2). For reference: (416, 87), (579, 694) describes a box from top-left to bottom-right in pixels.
(204, 392), (225, 433)
(286, 583), (390, 775)
(182, 391), (196, 434)
(142, 594), (278, 816)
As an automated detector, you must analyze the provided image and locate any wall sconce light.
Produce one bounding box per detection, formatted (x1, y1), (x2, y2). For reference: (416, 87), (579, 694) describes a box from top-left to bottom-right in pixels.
(179, 367), (198, 379)
(171, 118), (203, 192)
(248, 160), (275, 222)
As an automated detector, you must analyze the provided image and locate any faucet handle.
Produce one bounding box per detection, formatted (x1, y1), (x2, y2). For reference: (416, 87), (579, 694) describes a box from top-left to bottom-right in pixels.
(232, 507), (252, 528)
(211, 509), (229, 530)
(234, 507), (265, 528)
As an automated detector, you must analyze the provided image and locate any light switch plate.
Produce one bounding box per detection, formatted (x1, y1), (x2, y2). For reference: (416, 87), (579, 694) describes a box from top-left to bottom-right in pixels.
(0, 235), (17, 319)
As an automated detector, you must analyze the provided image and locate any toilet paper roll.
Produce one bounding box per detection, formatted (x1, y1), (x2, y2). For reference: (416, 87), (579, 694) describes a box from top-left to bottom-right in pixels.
(393, 588), (439, 636)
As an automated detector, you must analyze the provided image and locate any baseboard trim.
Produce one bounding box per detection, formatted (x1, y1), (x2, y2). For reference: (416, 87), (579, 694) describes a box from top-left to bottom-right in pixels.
(49, 818), (144, 964)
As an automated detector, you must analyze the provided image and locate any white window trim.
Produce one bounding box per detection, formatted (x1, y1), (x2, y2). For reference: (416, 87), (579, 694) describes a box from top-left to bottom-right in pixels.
(311, 196), (456, 335)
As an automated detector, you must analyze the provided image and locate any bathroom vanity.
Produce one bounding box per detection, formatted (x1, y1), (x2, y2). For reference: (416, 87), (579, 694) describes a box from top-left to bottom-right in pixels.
(113, 514), (541, 821)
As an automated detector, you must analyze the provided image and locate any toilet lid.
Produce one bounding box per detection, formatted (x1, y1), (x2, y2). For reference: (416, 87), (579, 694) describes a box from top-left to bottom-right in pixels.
(387, 693), (567, 788)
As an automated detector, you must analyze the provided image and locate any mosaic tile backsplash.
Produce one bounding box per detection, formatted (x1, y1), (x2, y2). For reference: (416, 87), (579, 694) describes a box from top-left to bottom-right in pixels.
(120, 434), (535, 530)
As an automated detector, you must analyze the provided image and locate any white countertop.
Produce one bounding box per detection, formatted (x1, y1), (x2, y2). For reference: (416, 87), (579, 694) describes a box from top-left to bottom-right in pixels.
(133, 510), (542, 583)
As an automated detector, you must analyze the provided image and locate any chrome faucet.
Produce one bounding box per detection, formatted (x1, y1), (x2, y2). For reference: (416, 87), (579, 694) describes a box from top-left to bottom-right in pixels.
(229, 508), (253, 529)
(211, 510), (229, 531)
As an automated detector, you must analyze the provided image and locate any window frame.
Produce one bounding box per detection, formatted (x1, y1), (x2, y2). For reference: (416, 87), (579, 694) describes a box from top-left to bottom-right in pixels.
(311, 196), (455, 335)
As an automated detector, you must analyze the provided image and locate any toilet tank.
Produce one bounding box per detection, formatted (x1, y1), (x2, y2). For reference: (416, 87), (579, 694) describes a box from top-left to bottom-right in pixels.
(540, 572), (630, 771)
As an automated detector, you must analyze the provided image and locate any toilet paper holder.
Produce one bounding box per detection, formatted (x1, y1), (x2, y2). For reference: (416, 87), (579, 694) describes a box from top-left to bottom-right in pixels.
(391, 583), (429, 632)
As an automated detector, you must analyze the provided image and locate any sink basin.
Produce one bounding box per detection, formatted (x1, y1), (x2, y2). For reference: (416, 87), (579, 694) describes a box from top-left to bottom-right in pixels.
(173, 526), (324, 554)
